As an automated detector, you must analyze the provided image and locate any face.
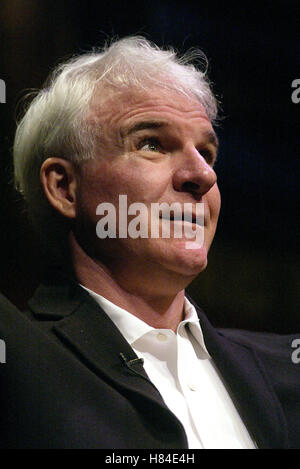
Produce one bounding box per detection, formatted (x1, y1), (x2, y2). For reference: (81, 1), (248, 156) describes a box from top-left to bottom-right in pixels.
(74, 87), (221, 285)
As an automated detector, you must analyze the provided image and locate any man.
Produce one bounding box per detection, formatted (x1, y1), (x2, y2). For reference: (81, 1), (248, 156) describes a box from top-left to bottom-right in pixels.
(1, 36), (299, 449)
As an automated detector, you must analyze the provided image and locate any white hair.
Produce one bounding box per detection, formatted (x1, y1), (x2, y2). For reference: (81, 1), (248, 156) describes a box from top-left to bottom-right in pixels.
(13, 36), (219, 253)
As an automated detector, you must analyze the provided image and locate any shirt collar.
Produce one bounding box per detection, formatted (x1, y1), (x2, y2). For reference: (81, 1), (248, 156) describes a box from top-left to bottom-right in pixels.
(80, 285), (210, 356)
(181, 297), (210, 356)
(80, 285), (152, 344)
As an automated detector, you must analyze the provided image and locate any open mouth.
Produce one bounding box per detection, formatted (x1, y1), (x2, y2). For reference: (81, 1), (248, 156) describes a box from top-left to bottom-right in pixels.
(159, 213), (199, 225)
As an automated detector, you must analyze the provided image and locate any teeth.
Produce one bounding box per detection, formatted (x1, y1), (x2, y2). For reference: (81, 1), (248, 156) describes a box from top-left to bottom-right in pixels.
(160, 215), (182, 221)
(160, 215), (195, 223)
(173, 215), (183, 221)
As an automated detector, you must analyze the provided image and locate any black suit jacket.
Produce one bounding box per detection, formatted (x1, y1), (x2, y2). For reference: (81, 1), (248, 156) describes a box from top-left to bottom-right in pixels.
(0, 271), (299, 449)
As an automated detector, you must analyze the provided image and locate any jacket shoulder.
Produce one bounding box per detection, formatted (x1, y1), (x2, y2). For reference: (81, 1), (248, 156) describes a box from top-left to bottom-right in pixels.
(218, 327), (300, 449)
(218, 328), (300, 358)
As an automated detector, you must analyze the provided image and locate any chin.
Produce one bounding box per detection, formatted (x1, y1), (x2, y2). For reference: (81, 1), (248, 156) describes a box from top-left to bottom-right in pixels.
(158, 239), (209, 278)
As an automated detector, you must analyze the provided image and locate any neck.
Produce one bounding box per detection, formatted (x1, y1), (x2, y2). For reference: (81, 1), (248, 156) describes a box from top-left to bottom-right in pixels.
(68, 233), (186, 331)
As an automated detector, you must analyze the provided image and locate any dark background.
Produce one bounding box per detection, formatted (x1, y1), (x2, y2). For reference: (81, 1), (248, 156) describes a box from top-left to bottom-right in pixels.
(0, 0), (299, 332)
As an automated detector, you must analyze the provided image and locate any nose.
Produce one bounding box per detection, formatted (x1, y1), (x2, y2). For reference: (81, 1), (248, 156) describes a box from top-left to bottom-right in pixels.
(172, 146), (217, 199)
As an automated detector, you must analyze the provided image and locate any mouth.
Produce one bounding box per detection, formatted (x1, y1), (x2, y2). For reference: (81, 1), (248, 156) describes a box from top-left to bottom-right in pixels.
(159, 212), (201, 226)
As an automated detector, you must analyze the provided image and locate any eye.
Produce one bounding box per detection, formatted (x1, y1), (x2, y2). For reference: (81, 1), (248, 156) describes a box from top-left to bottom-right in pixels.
(198, 148), (216, 166)
(138, 138), (162, 152)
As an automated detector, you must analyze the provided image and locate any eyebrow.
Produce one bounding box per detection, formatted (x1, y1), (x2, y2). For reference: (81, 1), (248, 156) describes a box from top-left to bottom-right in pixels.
(121, 120), (219, 150)
(121, 120), (167, 138)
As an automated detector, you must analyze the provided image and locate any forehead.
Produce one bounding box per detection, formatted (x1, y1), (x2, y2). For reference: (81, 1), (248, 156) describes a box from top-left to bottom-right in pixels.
(88, 86), (214, 135)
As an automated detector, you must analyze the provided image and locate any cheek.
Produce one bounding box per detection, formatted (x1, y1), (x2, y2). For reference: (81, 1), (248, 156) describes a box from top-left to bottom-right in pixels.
(207, 184), (221, 222)
(77, 157), (171, 224)
(78, 161), (124, 207)
(113, 162), (169, 204)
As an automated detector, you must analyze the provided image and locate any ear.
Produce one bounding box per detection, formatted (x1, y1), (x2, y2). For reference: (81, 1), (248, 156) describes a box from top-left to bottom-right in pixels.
(40, 157), (77, 219)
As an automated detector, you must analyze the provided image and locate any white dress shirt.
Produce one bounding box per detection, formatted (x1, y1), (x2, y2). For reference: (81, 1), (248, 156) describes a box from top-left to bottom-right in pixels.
(81, 286), (256, 449)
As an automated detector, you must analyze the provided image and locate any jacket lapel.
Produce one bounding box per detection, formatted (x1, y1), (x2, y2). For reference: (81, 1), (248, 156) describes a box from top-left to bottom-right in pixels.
(28, 273), (188, 446)
(29, 275), (169, 403)
(192, 302), (289, 449)
(52, 295), (165, 403)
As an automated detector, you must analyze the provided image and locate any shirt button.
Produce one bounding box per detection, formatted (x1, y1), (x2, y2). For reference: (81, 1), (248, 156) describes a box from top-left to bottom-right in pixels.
(188, 383), (198, 391)
(157, 333), (168, 342)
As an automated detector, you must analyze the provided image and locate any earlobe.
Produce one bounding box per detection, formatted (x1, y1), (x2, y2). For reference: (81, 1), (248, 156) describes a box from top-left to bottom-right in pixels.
(40, 157), (77, 219)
